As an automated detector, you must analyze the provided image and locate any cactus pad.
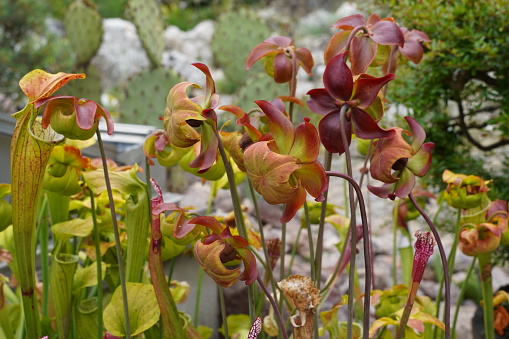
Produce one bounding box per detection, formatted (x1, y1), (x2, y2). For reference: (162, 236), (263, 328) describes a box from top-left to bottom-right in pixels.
(127, 0), (165, 67)
(64, 0), (103, 68)
(120, 68), (182, 126)
(211, 10), (271, 88)
(60, 65), (103, 103)
(236, 73), (285, 111)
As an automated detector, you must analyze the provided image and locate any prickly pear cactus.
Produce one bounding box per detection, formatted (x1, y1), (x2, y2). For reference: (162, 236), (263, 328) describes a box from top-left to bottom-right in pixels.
(120, 68), (182, 126)
(236, 73), (285, 111)
(127, 0), (164, 68)
(211, 10), (271, 88)
(64, 0), (103, 68)
(58, 65), (103, 103)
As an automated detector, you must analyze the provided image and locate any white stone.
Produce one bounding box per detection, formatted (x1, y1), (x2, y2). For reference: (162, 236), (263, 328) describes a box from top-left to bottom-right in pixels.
(91, 18), (151, 90)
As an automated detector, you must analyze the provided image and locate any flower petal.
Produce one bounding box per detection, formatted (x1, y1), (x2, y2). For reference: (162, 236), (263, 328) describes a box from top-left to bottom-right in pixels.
(351, 73), (394, 109)
(306, 88), (338, 116)
(265, 36), (292, 47)
(323, 52), (353, 102)
(350, 36), (378, 75)
(406, 142), (434, 177)
(293, 161), (327, 200)
(400, 39), (424, 64)
(370, 21), (405, 47)
(289, 118), (320, 162)
(255, 100), (294, 155)
(295, 47), (314, 76)
(324, 30), (351, 65)
(405, 116), (426, 152)
(246, 42), (279, 70)
(20, 70), (85, 102)
(281, 186), (306, 223)
(192, 63), (216, 109)
(273, 53), (292, 83)
(189, 216), (224, 235)
(236, 247), (259, 285)
(194, 241), (240, 287)
(332, 14), (366, 30)
(318, 110), (352, 154)
(188, 122), (219, 173)
(350, 107), (395, 140)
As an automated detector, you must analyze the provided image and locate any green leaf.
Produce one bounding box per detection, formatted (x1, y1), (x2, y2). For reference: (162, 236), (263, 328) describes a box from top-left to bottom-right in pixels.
(73, 262), (108, 295)
(51, 216), (94, 243)
(103, 282), (160, 337)
(75, 298), (99, 339)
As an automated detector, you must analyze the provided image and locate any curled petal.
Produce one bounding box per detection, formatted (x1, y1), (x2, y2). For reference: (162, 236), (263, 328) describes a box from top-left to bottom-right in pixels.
(166, 82), (202, 113)
(369, 168), (416, 200)
(236, 247), (259, 285)
(400, 39), (424, 64)
(194, 241), (240, 287)
(306, 88), (338, 116)
(295, 47), (314, 76)
(265, 36), (292, 47)
(188, 122), (218, 173)
(20, 70), (85, 102)
(244, 141), (301, 205)
(192, 63), (216, 109)
(189, 216), (224, 236)
(273, 53), (293, 83)
(318, 110), (352, 154)
(323, 53), (353, 102)
(405, 116), (426, 152)
(459, 223), (501, 256)
(281, 186), (307, 224)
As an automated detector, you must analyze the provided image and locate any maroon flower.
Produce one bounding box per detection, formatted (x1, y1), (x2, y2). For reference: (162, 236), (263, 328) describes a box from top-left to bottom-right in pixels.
(412, 230), (435, 283)
(383, 27), (430, 74)
(246, 36), (314, 83)
(324, 14), (404, 75)
(307, 52), (395, 154)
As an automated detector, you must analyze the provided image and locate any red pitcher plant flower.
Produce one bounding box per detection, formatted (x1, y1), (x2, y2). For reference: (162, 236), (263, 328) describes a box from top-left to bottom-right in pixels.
(246, 36), (314, 83)
(307, 52), (395, 155)
(191, 216), (258, 287)
(368, 116), (434, 200)
(243, 100), (327, 223)
(459, 199), (508, 256)
(36, 95), (114, 140)
(383, 27), (430, 74)
(325, 14), (404, 74)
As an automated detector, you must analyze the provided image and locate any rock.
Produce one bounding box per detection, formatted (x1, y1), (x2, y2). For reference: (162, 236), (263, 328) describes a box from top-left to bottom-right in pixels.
(179, 181), (211, 213)
(162, 50), (224, 84)
(91, 18), (151, 90)
(163, 20), (216, 65)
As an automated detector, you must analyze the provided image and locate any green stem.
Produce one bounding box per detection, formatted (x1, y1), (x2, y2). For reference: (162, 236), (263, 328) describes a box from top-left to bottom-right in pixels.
(478, 252), (495, 339)
(392, 204), (398, 286)
(303, 202), (316, 283)
(193, 267), (204, 327)
(37, 193), (50, 317)
(452, 257), (476, 338)
(257, 276), (289, 339)
(287, 225), (303, 277)
(314, 151), (332, 288)
(395, 282), (419, 339)
(89, 191), (103, 339)
(408, 193), (450, 339)
(219, 287), (229, 339)
(96, 130), (131, 338)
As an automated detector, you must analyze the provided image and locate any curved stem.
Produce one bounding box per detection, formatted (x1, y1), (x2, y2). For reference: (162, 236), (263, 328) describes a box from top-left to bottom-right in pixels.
(303, 202), (316, 282)
(286, 47), (298, 121)
(478, 252), (495, 339)
(257, 276), (289, 339)
(96, 130), (131, 338)
(408, 193), (450, 339)
(218, 287), (229, 339)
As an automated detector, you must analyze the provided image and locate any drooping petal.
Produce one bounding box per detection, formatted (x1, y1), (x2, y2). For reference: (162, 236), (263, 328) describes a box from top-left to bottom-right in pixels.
(367, 182), (397, 200)
(293, 161), (327, 200)
(235, 247), (259, 285)
(332, 14), (366, 30)
(192, 63), (216, 109)
(255, 100), (294, 155)
(189, 216), (224, 235)
(306, 88), (338, 116)
(273, 53), (293, 83)
(324, 30), (351, 65)
(165, 82), (202, 113)
(295, 47), (314, 76)
(392, 168), (416, 199)
(75, 99), (100, 131)
(400, 39), (424, 64)
(244, 141), (301, 205)
(188, 113), (218, 173)
(350, 107), (395, 140)
(20, 70), (85, 102)
(323, 52), (353, 102)
(406, 142), (434, 177)
(289, 118), (320, 162)
(350, 36), (378, 75)
(318, 110), (352, 154)
(265, 36), (292, 47)
(246, 42), (280, 70)
(281, 185), (307, 223)
(351, 73), (394, 109)
(370, 21), (405, 47)
(38, 96), (75, 129)
(220, 105), (263, 142)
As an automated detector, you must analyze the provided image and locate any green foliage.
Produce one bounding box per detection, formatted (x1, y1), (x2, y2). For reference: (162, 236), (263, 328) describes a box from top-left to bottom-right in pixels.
(162, 3), (217, 31)
(211, 9), (270, 88)
(235, 73), (286, 111)
(376, 0), (509, 200)
(127, 0), (165, 67)
(58, 64), (103, 103)
(120, 68), (182, 125)
(64, 0), (103, 68)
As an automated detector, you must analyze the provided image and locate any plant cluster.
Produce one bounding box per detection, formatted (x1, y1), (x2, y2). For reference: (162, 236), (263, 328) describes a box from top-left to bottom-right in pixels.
(2, 7), (509, 339)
